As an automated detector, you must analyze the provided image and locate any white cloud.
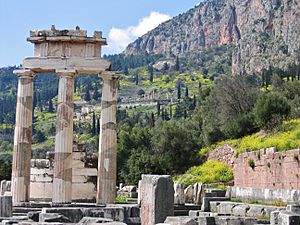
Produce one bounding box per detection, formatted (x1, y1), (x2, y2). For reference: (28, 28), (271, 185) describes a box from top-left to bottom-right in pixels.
(106, 12), (171, 54)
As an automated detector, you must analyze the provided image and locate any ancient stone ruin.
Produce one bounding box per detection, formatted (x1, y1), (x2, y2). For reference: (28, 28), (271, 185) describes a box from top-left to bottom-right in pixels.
(11, 26), (119, 205)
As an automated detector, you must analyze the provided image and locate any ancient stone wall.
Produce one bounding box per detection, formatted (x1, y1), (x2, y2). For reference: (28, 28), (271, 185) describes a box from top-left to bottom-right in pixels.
(207, 144), (235, 168)
(234, 148), (300, 190)
(30, 142), (98, 202)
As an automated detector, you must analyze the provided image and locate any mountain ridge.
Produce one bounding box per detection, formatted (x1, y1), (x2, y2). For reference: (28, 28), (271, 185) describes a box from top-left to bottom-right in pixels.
(124, 0), (300, 75)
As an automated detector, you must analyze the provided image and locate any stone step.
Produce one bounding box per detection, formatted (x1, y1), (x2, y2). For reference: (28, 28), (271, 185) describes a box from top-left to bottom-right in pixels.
(174, 210), (189, 216)
(12, 213), (28, 216)
(13, 207), (42, 213)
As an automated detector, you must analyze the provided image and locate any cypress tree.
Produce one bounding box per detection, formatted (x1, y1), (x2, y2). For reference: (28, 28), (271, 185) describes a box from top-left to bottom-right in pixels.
(96, 117), (100, 135)
(157, 101), (161, 117)
(175, 56), (180, 71)
(177, 82), (181, 100)
(48, 99), (54, 113)
(185, 86), (189, 98)
(84, 86), (91, 102)
(92, 112), (96, 135)
(150, 112), (155, 127)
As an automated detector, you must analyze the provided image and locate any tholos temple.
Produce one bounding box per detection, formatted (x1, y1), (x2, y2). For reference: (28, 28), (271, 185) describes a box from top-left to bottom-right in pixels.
(12, 26), (119, 205)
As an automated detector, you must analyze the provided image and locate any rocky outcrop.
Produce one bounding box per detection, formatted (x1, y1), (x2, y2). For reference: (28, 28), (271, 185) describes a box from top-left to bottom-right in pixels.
(124, 0), (300, 75)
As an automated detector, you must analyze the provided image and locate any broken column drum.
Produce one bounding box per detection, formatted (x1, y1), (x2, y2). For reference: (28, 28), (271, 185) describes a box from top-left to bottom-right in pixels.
(12, 27), (118, 204)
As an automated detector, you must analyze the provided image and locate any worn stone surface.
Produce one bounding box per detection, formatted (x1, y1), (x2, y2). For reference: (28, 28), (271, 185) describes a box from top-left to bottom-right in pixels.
(164, 216), (197, 225)
(12, 70), (35, 204)
(41, 208), (83, 223)
(78, 216), (113, 224)
(184, 185), (194, 204)
(228, 186), (300, 204)
(174, 183), (185, 205)
(0, 196), (12, 217)
(193, 183), (204, 206)
(27, 211), (40, 222)
(39, 212), (71, 223)
(52, 70), (76, 204)
(140, 175), (174, 225)
(234, 148), (300, 190)
(97, 73), (119, 204)
(270, 210), (280, 225)
(278, 210), (300, 225)
(0, 181), (7, 196)
(286, 205), (300, 214)
(201, 197), (230, 212)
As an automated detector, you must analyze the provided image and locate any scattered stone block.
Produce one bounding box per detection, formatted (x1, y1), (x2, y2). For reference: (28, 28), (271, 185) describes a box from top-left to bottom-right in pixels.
(165, 216), (197, 225)
(278, 210), (300, 225)
(0, 181), (6, 196)
(196, 216), (215, 225)
(0, 196), (12, 217)
(232, 204), (250, 217)
(41, 208), (84, 223)
(174, 182), (185, 205)
(28, 211), (41, 222)
(184, 185), (194, 204)
(215, 216), (257, 225)
(140, 175), (174, 225)
(270, 210), (280, 225)
(39, 213), (71, 223)
(202, 197), (230, 212)
(193, 183), (204, 205)
(5, 182), (11, 192)
(286, 205), (300, 214)
(246, 205), (264, 218)
(78, 216), (113, 224)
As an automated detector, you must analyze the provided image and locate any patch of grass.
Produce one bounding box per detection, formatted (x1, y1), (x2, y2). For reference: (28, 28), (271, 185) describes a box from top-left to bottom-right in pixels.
(175, 160), (234, 187)
(114, 193), (128, 204)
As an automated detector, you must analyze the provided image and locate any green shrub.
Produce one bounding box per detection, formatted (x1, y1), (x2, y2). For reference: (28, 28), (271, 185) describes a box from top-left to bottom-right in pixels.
(254, 93), (290, 129)
(222, 113), (258, 139)
(248, 159), (255, 169)
(176, 160), (234, 186)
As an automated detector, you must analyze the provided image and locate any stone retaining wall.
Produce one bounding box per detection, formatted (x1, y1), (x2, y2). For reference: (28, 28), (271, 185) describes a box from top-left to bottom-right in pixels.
(227, 186), (300, 204)
(234, 148), (300, 189)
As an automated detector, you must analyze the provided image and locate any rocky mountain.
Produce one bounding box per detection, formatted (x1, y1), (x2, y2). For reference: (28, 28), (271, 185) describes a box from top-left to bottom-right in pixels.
(124, 0), (300, 75)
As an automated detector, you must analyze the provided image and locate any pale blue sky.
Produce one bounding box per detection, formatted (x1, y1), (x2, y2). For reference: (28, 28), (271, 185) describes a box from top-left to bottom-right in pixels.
(0, 0), (201, 67)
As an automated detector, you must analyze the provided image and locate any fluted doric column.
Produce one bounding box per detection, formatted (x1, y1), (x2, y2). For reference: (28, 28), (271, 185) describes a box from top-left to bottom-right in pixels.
(97, 72), (119, 204)
(12, 69), (35, 204)
(52, 69), (76, 204)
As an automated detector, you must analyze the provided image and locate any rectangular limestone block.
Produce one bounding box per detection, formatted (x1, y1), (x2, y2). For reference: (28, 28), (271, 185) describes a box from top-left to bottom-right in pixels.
(30, 175), (53, 183)
(73, 152), (85, 160)
(72, 160), (85, 168)
(140, 175), (174, 225)
(0, 196), (12, 217)
(72, 176), (88, 183)
(30, 182), (53, 200)
(73, 168), (97, 176)
(31, 168), (53, 176)
(72, 183), (96, 201)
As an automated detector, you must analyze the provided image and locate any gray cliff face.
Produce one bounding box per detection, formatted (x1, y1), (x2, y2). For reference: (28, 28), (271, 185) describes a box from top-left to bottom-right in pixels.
(124, 0), (300, 75)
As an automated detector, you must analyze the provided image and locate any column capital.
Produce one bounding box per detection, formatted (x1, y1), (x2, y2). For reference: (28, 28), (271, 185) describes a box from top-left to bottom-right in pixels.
(56, 69), (77, 78)
(13, 69), (36, 78)
(99, 71), (121, 80)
